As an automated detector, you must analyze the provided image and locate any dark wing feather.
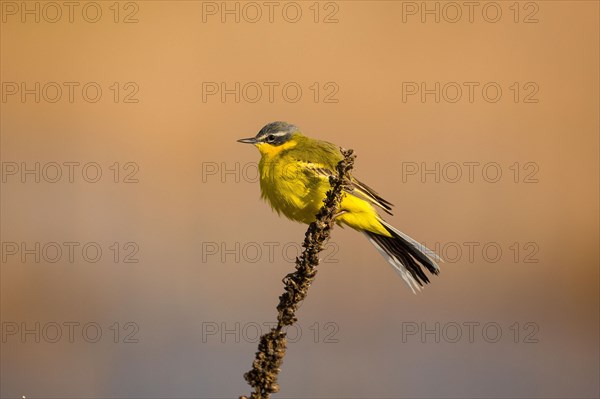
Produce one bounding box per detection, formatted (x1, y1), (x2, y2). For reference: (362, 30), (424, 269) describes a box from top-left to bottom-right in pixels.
(351, 178), (394, 215)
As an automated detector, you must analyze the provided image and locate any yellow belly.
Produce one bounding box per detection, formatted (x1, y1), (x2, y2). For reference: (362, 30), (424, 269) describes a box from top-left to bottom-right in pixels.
(259, 157), (390, 236)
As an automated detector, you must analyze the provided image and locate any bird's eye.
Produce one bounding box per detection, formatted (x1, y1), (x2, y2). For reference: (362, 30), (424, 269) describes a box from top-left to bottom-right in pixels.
(266, 134), (275, 143)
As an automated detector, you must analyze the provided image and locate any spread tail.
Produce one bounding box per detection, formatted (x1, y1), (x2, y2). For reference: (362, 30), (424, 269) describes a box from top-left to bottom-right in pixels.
(364, 220), (442, 293)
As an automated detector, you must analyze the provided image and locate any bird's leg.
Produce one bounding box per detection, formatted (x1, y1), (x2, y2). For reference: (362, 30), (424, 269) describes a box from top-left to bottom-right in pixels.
(333, 210), (347, 219)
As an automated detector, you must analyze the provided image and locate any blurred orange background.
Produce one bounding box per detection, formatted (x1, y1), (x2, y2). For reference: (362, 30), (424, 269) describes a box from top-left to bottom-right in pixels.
(1, 1), (598, 398)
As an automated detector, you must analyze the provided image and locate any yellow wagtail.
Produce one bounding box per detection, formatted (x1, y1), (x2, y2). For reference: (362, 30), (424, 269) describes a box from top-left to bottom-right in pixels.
(238, 122), (441, 293)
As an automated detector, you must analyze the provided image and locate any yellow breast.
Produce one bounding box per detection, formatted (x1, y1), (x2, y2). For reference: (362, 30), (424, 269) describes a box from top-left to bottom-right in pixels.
(257, 141), (326, 223)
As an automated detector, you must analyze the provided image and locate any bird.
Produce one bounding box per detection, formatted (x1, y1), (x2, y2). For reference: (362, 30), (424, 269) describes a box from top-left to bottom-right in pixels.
(237, 121), (441, 293)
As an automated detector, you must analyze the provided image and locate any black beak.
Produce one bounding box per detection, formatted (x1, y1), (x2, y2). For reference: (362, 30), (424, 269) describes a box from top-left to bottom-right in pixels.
(237, 137), (258, 144)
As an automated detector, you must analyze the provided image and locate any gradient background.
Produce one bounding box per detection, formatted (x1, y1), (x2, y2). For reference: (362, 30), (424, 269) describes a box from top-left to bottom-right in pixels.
(1, 1), (599, 398)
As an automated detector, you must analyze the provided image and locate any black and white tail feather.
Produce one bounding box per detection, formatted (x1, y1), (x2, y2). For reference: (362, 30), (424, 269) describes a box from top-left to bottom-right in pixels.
(306, 165), (441, 292)
(365, 220), (442, 293)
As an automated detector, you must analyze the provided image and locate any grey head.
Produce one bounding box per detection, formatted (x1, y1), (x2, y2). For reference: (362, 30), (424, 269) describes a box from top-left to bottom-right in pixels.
(237, 121), (299, 146)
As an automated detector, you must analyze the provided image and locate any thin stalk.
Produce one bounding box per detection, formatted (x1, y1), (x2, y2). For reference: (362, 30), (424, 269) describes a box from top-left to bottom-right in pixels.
(240, 149), (356, 399)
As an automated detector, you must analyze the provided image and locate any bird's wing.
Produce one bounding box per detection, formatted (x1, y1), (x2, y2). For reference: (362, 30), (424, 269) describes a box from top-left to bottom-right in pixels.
(291, 140), (394, 215)
(351, 178), (394, 215)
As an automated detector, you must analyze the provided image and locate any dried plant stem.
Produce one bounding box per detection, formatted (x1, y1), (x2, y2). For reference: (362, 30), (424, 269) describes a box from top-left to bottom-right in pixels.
(240, 148), (356, 399)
